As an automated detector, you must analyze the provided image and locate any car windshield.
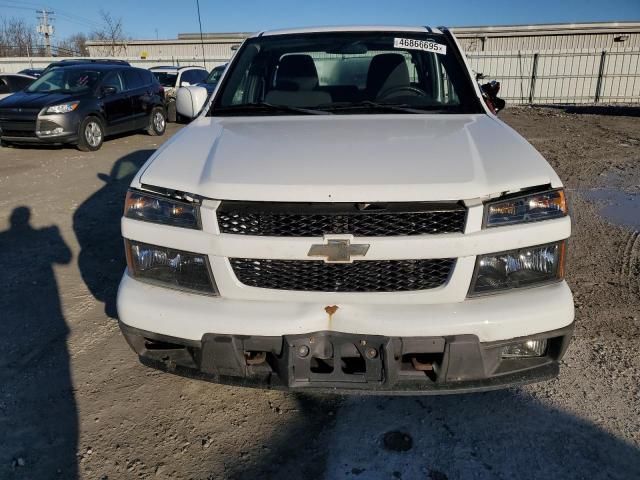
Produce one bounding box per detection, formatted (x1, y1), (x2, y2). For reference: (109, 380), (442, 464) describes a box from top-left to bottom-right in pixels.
(212, 31), (482, 115)
(206, 66), (225, 85)
(152, 71), (178, 87)
(26, 68), (103, 94)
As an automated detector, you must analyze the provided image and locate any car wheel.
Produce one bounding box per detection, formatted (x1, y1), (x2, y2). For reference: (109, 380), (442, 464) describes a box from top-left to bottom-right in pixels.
(147, 107), (166, 136)
(77, 116), (104, 152)
(167, 100), (177, 123)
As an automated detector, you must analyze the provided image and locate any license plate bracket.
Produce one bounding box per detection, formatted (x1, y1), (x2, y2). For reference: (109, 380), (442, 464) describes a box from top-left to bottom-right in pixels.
(285, 332), (385, 385)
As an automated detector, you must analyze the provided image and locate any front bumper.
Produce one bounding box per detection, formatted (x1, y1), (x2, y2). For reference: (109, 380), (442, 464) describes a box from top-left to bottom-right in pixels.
(0, 113), (79, 144)
(117, 273), (574, 342)
(120, 322), (573, 394)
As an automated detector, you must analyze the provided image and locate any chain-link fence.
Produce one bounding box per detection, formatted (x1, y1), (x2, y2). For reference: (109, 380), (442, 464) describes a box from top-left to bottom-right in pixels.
(467, 49), (640, 104)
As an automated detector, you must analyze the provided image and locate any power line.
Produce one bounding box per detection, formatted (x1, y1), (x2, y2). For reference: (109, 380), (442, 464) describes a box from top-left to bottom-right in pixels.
(0, 2), (34, 11)
(2, 0), (101, 29)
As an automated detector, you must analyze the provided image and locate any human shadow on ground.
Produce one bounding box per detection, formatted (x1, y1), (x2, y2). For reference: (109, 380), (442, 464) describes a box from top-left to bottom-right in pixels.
(73, 149), (154, 319)
(0, 207), (77, 478)
(223, 389), (640, 480)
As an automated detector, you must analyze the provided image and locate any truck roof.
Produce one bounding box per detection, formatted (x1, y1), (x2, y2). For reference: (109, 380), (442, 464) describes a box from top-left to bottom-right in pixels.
(257, 25), (445, 37)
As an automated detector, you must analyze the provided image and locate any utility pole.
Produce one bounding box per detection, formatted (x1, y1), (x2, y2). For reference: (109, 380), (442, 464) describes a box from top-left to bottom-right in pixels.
(36, 9), (55, 56)
(196, 0), (207, 69)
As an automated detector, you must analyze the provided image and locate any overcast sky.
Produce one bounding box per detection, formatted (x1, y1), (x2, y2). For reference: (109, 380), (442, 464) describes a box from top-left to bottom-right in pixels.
(1, 0), (639, 41)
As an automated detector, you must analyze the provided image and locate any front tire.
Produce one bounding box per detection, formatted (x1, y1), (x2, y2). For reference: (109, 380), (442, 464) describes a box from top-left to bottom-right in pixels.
(77, 116), (104, 152)
(147, 107), (166, 136)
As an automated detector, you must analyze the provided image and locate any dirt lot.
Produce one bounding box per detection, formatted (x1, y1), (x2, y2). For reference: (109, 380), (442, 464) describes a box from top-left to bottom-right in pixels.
(0, 108), (639, 480)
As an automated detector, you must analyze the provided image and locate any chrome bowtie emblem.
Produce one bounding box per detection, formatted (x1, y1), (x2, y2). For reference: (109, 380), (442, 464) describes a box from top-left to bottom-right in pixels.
(308, 239), (370, 263)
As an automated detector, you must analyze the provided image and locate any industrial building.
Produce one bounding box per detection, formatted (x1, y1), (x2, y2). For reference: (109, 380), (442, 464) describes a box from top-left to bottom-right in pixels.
(84, 22), (640, 59)
(82, 22), (640, 105)
(2, 22), (638, 104)
(86, 32), (250, 64)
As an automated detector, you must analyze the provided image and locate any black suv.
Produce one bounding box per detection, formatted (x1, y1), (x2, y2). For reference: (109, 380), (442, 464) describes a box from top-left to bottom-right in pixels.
(0, 64), (166, 151)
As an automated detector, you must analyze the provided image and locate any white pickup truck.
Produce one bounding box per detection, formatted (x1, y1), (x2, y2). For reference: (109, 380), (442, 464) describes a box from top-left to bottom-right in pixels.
(117, 26), (573, 394)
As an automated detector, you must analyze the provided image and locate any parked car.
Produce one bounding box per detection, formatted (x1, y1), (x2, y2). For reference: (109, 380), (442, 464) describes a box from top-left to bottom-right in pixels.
(42, 59), (130, 75)
(0, 64), (166, 151)
(199, 63), (227, 94)
(17, 68), (44, 78)
(149, 66), (208, 122)
(118, 26), (573, 394)
(0, 73), (36, 101)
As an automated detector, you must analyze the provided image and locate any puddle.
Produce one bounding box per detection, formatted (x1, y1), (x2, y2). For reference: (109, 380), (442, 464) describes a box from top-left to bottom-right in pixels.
(581, 187), (640, 230)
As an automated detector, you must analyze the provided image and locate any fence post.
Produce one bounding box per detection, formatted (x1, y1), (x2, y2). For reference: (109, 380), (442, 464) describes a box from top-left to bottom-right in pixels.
(529, 53), (539, 104)
(594, 50), (607, 103)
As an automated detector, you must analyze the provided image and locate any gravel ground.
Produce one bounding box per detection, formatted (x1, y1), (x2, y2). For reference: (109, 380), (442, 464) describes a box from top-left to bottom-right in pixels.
(0, 107), (639, 480)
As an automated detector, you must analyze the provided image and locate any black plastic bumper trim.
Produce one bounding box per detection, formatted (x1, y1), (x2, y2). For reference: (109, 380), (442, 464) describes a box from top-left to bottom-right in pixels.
(119, 322), (574, 395)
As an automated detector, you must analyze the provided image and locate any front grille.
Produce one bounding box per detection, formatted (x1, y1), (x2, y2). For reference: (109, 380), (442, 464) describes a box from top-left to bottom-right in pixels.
(0, 121), (37, 136)
(217, 201), (467, 237)
(1, 129), (37, 138)
(230, 258), (455, 292)
(0, 108), (38, 137)
(0, 108), (40, 121)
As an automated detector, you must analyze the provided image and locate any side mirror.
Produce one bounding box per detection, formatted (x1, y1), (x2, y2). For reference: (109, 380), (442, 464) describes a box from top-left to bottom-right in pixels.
(180, 81), (191, 87)
(176, 86), (209, 119)
(102, 86), (117, 96)
(480, 81), (506, 114)
(97, 172), (111, 183)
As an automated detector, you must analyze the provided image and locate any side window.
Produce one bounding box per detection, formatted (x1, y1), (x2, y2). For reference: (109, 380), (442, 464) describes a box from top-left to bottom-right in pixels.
(180, 70), (193, 85)
(180, 70), (204, 86)
(123, 69), (145, 91)
(10, 76), (33, 90)
(144, 70), (156, 85)
(0, 78), (9, 94)
(102, 71), (124, 93)
(192, 69), (208, 83)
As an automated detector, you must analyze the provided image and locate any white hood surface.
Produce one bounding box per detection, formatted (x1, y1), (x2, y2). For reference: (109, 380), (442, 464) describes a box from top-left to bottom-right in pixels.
(137, 114), (562, 202)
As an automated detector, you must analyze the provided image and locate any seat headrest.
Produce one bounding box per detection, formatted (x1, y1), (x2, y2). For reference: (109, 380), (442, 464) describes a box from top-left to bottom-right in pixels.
(366, 53), (410, 97)
(275, 54), (319, 91)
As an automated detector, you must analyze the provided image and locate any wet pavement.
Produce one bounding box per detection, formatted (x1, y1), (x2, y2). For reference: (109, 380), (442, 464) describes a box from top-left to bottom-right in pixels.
(581, 187), (640, 231)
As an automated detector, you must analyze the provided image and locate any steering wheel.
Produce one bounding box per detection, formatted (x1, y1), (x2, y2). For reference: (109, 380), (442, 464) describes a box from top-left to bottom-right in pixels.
(377, 85), (428, 101)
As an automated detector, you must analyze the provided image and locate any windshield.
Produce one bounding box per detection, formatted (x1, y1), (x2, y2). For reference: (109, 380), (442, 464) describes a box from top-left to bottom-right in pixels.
(212, 31), (482, 115)
(26, 68), (103, 94)
(152, 71), (178, 87)
(206, 66), (225, 85)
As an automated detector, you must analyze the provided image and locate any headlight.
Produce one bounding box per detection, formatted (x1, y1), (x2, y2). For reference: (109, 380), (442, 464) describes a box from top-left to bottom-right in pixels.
(124, 189), (200, 229)
(125, 240), (217, 295)
(469, 241), (565, 296)
(45, 102), (79, 114)
(485, 189), (567, 227)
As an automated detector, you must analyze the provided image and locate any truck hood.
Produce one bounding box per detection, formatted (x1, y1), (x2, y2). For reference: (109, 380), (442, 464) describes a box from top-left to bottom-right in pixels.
(137, 114), (562, 202)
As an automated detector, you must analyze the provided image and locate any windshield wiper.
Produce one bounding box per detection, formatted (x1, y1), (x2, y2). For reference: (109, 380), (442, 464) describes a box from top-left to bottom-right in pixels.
(213, 102), (332, 116)
(320, 101), (451, 114)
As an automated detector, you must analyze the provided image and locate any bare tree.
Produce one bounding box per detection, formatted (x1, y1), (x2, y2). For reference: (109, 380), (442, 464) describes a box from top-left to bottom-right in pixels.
(57, 33), (89, 57)
(0, 16), (38, 57)
(91, 10), (126, 56)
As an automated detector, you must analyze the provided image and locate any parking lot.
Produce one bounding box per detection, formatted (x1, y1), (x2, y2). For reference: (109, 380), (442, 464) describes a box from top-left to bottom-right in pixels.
(1, 107), (639, 479)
